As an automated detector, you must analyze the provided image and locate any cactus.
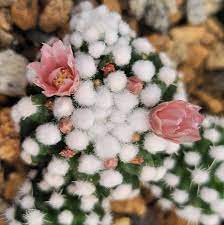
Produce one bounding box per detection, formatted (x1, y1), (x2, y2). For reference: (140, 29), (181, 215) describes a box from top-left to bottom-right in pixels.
(148, 116), (224, 225)
(6, 2), (205, 225)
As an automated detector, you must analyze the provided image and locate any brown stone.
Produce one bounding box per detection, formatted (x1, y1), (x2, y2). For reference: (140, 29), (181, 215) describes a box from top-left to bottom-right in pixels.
(101, 0), (121, 13)
(0, 139), (20, 162)
(205, 18), (224, 40)
(0, 9), (11, 31)
(157, 209), (190, 225)
(113, 218), (131, 225)
(169, 11), (182, 24)
(148, 34), (172, 51)
(0, 108), (20, 162)
(167, 41), (188, 65)
(0, 50), (28, 96)
(111, 197), (146, 216)
(186, 44), (209, 68)
(179, 65), (196, 84)
(39, 0), (73, 33)
(125, 17), (139, 33)
(200, 32), (216, 45)
(11, 0), (38, 30)
(0, 170), (4, 189)
(195, 91), (223, 114)
(176, 0), (184, 7)
(0, 0), (14, 7)
(0, 95), (9, 105)
(0, 28), (13, 47)
(3, 172), (25, 200)
(206, 43), (224, 71)
(0, 218), (6, 225)
(170, 26), (206, 44)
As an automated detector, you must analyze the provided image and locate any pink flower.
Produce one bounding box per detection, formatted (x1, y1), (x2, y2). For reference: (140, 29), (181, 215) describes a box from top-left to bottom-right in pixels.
(149, 100), (204, 143)
(127, 76), (143, 95)
(29, 40), (79, 97)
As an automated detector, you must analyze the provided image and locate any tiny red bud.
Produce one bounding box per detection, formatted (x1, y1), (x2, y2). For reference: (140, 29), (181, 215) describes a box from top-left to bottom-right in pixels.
(127, 76), (143, 95)
(101, 63), (115, 76)
(59, 117), (73, 134)
(59, 148), (76, 158)
(104, 158), (118, 169)
(130, 156), (144, 165)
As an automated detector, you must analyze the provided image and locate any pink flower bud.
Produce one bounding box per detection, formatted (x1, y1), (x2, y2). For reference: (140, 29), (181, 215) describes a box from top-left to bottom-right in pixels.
(127, 76), (143, 95)
(59, 148), (76, 158)
(59, 117), (73, 134)
(101, 63), (115, 76)
(104, 158), (118, 169)
(149, 100), (204, 144)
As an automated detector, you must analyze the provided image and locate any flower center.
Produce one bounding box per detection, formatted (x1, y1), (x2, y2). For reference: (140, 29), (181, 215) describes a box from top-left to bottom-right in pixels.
(53, 68), (73, 88)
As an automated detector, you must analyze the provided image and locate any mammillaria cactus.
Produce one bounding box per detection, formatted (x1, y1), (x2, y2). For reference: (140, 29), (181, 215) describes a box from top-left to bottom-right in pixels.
(148, 116), (224, 225)
(6, 2), (205, 225)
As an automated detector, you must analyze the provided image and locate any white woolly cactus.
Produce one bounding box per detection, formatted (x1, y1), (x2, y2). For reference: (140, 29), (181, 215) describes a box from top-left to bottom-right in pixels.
(7, 2), (205, 225)
(152, 116), (224, 225)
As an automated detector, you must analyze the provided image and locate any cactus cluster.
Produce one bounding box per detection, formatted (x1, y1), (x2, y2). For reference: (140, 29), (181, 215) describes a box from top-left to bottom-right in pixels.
(5, 2), (224, 225)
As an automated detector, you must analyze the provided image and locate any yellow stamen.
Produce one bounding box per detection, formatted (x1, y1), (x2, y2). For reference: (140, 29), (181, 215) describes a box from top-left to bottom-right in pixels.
(53, 68), (73, 88)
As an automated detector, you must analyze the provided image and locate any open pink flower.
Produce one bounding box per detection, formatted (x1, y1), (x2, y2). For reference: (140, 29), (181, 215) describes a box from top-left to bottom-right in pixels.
(149, 100), (204, 143)
(127, 76), (143, 95)
(29, 40), (79, 97)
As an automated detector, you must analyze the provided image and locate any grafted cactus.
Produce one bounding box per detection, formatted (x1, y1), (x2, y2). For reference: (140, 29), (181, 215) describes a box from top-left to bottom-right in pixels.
(6, 2), (204, 225)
